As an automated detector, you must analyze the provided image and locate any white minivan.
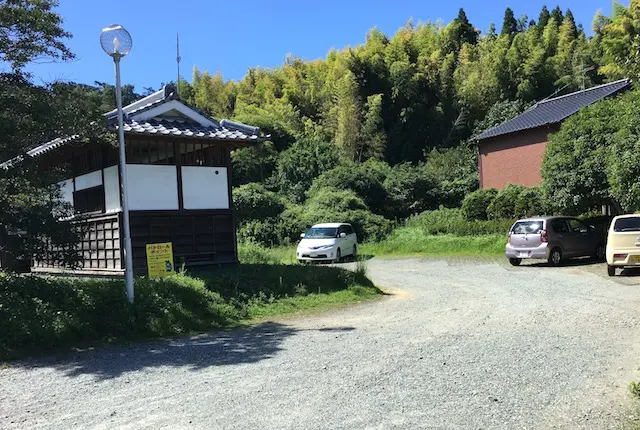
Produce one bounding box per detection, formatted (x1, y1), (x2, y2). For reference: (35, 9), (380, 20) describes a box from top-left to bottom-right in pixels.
(606, 214), (640, 276)
(296, 223), (358, 263)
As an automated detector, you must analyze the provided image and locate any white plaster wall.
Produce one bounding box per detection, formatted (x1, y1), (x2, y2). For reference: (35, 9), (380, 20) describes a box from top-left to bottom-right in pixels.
(74, 170), (102, 191)
(181, 166), (229, 210)
(103, 165), (120, 212)
(126, 165), (179, 210)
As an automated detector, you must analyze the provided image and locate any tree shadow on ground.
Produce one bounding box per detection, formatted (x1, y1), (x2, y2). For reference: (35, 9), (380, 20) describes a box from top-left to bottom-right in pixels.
(11, 322), (356, 380)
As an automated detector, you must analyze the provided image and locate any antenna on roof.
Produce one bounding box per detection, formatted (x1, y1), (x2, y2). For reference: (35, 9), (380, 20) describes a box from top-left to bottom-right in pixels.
(176, 32), (181, 98)
(539, 83), (570, 103)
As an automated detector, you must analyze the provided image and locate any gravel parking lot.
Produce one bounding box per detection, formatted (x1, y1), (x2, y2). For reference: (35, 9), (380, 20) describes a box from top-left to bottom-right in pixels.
(2, 258), (640, 429)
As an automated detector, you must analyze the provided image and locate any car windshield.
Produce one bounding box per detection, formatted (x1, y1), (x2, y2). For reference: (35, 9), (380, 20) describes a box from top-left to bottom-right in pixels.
(305, 227), (338, 238)
(511, 221), (544, 234)
(613, 217), (640, 232)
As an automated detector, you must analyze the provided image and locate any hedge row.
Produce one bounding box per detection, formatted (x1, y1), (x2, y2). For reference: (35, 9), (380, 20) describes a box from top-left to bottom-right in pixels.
(407, 207), (514, 236)
(462, 185), (548, 221)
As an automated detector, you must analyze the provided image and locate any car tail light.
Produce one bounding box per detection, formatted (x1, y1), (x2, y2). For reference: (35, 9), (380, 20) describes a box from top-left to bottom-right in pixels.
(508, 231), (512, 243)
(614, 253), (628, 259)
(540, 230), (549, 243)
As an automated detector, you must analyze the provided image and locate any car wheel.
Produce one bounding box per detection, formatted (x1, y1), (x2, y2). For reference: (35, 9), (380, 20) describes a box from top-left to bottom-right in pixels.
(607, 265), (616, 277)
(593, 244), (606, 262)
(548, 248), (562, 267)
(352, 245), (357, 261)
(334, 248), (342, 264)
(509, 258), (522, 266)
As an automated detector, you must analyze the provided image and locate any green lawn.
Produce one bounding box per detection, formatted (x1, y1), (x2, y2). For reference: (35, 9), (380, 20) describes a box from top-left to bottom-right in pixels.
(237, 227), (507, 264)
(361, 228), (506, 257)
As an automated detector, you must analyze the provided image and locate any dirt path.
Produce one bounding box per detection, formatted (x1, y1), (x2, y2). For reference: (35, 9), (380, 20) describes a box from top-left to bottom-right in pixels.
(2, 258), (640, 429)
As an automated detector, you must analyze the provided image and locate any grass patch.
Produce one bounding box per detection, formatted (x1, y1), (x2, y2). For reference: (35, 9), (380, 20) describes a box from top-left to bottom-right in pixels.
(361, 227), (506, 257)
(0, 264), (380, 361)
(238, 242), (296, 265)
(631, 381), (640, 399)
(247, 285), (379, 319)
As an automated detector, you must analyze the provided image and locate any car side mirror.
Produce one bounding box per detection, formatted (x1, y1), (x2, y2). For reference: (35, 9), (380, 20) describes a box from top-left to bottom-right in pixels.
(339, 232), (347, 238)
(300, 233), (305, 238)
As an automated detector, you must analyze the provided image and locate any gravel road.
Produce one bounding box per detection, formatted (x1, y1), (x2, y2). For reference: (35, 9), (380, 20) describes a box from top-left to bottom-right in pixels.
(2, 258), (640, 429)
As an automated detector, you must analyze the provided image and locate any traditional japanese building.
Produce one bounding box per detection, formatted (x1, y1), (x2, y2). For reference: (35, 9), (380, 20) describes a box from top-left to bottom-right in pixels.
(2, 85), (266, 275)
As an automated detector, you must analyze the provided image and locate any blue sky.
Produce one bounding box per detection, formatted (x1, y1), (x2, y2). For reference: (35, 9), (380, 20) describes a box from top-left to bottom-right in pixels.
(24, 0), (612, 90)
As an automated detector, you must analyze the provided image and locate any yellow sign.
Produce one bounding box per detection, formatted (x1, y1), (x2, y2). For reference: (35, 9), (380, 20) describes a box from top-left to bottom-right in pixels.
(145, 242), (175, 277)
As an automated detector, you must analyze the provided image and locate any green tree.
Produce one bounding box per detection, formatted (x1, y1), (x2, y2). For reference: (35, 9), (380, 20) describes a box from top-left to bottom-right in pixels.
(231, 141), (277, 186)
(424, 144), (478, 208)
(550, 6), (564, 24)
(334, 71), (362, 160)
(487, 184), (525, 219)
(269, 139), (338, 203)
(541, 95), (622, 214)
(0, 1), (107, 268)
(538, 5), (550, 30)
(307, 163), (387, 214)
(0, 0), (73, 70)
(233, 182), (285, 223)
(462, 188), (498, 220)
(383, 163), (439, 218)
(358, 93), (386, 161)
(501, 7), (518, 37)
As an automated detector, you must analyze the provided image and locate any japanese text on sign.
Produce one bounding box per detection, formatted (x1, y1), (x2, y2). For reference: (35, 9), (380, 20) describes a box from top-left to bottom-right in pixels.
(146, 242), (174, 277)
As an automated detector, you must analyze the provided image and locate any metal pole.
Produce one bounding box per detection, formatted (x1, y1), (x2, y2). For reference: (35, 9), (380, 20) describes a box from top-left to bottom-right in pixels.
(114, 56), (135, 303)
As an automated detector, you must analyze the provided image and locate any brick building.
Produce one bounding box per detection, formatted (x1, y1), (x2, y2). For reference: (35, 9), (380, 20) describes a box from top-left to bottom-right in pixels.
(473, 79), (631, 189)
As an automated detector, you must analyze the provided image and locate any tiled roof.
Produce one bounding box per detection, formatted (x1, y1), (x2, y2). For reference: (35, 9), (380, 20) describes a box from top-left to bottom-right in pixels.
(123, 118), (263, 141)
(473, 79), (631, 141)
(1, 85), (266, 168)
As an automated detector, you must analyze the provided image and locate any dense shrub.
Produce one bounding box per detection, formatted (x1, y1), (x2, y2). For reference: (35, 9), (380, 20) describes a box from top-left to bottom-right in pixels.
(408, 207), (514, 236)
(514, 187), (547, 218)
(300, 206), (393, 242)
(307, 163), (387, 214)
(306, 189), (368, 213)
(233, 182), (285, 222)
(462, 188), (498, 220)
(424, 144), (479, 208)
(383, 163), (440, 219)
(237, 218), (284, 247)
(487, 184), (525, 220)
(231, 142), (277, 186)
(269, 139), (339, 204)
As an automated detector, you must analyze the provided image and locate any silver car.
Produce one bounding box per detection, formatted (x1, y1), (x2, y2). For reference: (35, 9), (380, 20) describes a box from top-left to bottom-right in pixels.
(506, 216), (606, 266)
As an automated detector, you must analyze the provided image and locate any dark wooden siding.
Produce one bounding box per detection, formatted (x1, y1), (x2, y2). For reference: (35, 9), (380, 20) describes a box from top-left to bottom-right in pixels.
(129, 210), (236, 275)
(34, 213), (122, 272)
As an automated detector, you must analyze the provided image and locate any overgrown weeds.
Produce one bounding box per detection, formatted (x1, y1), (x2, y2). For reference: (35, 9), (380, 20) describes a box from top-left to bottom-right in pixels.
(362, 227), (506, 257)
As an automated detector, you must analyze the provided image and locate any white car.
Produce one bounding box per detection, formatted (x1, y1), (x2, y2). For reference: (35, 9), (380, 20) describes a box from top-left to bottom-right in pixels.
(606, 214), (640, 276)
(296, 223), (358, 263)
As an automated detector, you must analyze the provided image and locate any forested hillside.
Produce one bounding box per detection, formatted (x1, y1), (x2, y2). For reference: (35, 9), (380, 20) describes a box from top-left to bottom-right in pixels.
(169, 2), (640, 244)
(3, 1), (640, 255)
(179, 4), (632, 171)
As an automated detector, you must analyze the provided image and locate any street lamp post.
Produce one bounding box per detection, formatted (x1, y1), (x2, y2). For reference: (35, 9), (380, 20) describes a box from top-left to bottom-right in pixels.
(100, 25), (135, 303)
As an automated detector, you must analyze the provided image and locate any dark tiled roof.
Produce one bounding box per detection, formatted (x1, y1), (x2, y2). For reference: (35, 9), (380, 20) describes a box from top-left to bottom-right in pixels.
(1, 85), (266, 168)
(473, 79), (631, 141)
(123, 118), (263, 141)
